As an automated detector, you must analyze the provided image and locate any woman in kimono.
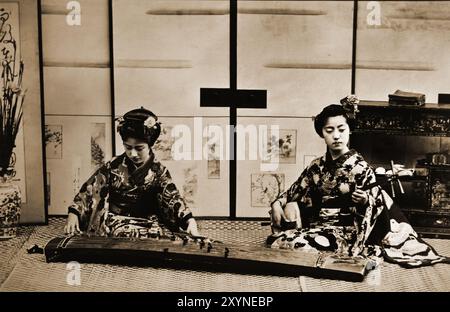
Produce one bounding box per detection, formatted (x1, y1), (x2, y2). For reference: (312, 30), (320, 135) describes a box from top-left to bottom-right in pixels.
(269, 97), (447, 267)
(65, 107), (199, 238)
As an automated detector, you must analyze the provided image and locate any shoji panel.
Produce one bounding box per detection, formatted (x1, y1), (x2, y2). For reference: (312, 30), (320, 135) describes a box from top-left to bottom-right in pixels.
(44, 67), (111, 115)
(112, 0), (230, 216)
(42, 0), (110, 116)
(41, 0), (109, 65)
(41, 0), (111, 215)
(356, 1), (450, 103)
(236, 1), (353, 217)
(45, 116), (112, 214)
(237, 1), (354, 117)
(236, 117), (324, 218)
(113, 0), (229, 117)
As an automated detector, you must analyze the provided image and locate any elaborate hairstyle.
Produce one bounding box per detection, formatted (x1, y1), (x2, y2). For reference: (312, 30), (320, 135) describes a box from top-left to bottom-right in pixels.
(313, 95), (359, 138)
(116, 107), (161, 147)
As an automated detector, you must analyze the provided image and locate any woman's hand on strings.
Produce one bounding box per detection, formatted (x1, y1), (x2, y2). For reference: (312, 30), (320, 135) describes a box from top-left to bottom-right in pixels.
(65, 212), (81, 235)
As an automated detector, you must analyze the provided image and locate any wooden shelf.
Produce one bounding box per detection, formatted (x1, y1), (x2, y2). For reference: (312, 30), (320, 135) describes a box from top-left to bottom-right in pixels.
(359, 100), (450, 112)
(354, 100), (450, 137)
(354, 100), (450, 235)
(353, 129), (450, 137)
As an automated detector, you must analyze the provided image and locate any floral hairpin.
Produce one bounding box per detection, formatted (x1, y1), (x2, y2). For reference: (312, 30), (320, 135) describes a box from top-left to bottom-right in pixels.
(115, 114), (160, 135)
(115, 116), (125, 132)
(144, 116), (159, 130)
(340, 95), (359, 119)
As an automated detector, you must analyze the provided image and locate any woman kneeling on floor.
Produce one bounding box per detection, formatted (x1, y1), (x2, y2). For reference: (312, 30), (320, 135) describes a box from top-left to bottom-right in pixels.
(268, 96), (448, 268)
(65, 107), (199, 239)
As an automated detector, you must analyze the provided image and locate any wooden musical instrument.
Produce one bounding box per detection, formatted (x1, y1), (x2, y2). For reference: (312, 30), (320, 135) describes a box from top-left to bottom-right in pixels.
(44, 235), (375, 282)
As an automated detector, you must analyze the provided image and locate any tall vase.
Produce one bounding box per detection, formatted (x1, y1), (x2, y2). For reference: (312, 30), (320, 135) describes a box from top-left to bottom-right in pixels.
(0, 179), (21, 239)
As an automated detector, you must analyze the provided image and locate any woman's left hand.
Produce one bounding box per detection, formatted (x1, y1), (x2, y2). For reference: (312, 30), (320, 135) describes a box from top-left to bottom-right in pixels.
(351, 189), (368, 206)
(186, 218), (200, 237)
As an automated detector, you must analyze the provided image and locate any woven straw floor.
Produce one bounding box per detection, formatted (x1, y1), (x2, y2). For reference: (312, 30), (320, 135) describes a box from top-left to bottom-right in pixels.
(0, 218), (449, 292)
(300, 240), (450, 292)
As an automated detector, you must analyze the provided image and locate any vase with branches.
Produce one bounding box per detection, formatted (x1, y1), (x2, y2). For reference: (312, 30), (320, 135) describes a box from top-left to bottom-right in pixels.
(0, 56), (25, 238)
(0, 5), (25, 239)
(0, 60), (25, 180)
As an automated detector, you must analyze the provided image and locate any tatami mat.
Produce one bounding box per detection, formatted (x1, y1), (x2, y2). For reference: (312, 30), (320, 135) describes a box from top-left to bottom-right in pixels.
(300, 238), (450, 292)
(0, 218), (449, 292)
(0, 226), (35, 286)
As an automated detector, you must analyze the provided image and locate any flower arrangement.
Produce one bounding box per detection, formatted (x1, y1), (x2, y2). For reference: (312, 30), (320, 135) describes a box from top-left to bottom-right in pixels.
(0, 60), (25, 179)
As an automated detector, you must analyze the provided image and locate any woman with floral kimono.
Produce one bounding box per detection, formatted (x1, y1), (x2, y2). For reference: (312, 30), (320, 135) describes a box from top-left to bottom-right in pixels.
(65, 107), (199, 238)
(269, 97), (448, 267)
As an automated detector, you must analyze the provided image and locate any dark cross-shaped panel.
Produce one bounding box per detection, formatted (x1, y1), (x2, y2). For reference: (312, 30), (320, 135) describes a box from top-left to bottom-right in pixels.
(198, 1), (267, 219)
(200, 88), (267, 109)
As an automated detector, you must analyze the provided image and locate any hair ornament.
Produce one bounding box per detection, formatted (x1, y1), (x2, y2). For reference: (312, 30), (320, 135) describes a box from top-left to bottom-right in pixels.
(340, 95), (360, 120)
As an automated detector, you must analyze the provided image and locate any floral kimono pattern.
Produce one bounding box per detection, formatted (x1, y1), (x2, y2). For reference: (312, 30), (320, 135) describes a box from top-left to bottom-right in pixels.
(275, 149), (386, 255)
(269, 149), (449, 268)
(68, 153), (192, 237)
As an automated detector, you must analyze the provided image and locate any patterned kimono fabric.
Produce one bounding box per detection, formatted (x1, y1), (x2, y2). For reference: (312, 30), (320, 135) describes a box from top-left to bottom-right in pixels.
(269, 149), (449, 268)
(68, 153), (192, 239)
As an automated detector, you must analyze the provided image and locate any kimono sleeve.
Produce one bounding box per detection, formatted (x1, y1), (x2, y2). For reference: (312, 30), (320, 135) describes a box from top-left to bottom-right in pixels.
(273, 166), (313, 209)
(351, 161), (386, 255)
(67, 163), (111, 231)
(156, 165), (193, 231)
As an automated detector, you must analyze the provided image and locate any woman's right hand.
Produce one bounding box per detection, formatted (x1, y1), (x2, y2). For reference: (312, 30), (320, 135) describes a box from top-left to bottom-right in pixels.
(270, 200), (286, 233)
(270, 201), (302, 233)
(186, 218), (200, 237)
(65, 212), (81, 235)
